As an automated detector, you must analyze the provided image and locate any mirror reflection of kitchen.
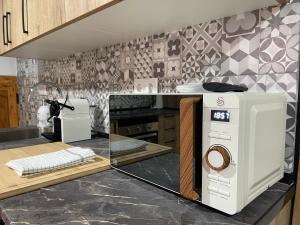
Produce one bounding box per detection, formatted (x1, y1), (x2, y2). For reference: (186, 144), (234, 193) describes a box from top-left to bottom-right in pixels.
(110, 95), (197, 195)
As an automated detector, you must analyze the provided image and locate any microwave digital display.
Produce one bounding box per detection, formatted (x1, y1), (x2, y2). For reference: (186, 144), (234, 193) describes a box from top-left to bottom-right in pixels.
(211, 110), (230, 122)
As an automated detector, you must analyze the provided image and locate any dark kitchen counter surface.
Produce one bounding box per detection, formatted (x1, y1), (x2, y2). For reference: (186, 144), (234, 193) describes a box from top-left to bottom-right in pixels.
(110, 108), (179, 120)
(0, 137), (296, 225)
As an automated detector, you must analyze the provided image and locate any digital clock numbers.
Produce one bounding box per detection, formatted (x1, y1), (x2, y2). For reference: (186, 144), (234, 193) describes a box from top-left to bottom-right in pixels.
(211, 110), (230, 122)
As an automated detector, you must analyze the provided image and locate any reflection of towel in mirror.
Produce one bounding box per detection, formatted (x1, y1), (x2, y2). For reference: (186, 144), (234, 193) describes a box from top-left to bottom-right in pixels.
(6, 147), (96, 176)
(111, 139), (147, 156)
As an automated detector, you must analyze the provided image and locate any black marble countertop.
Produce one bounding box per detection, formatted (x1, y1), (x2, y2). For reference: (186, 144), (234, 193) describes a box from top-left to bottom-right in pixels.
(110, 108), (179, 120)
(0, 137), (295, 225)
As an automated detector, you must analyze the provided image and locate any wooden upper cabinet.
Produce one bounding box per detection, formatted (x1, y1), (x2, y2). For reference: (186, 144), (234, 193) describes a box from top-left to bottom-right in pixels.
(62, 0), (118, 23)
(10, 0), (29, 48)
(27, 0), (64, 40)
(63, 0), (97, 23)
(0, 0), (29, 50)
(1, 0), (11, 52)
(96, 0), (118, 7)
(0, 0), (31, 52)
(0, 0), (119, 55)
(0, 0), (3, 53)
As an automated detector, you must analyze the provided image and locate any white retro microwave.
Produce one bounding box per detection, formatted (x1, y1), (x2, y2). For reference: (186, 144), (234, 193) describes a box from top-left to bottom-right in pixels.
(109, 93), (287, 215)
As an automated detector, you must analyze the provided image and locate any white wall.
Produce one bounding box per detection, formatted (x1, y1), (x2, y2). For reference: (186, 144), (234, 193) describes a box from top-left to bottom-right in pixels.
(0, 57), (17, 76)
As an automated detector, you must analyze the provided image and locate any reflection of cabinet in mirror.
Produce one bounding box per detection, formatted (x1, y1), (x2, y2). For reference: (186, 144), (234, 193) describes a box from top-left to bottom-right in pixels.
(110, 120), (118, 134)
(158, 114), (179, 152)
(110, 110), (179, 152)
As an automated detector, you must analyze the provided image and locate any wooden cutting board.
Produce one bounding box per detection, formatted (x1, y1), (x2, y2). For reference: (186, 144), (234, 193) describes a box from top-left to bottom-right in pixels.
(0, 142), (110, 200)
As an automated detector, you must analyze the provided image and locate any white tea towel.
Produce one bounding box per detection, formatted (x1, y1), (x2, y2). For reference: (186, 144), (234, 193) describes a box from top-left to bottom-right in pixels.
(6, 147), (96, 176)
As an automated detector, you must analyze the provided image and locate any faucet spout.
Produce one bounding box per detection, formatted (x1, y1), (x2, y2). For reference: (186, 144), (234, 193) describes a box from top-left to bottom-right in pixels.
(28, 81), (62, 102)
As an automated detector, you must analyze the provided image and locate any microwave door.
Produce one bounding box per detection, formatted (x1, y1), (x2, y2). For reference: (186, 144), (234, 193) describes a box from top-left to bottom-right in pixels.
(109, 95), (182, 193)
(109, 95), (204, 199)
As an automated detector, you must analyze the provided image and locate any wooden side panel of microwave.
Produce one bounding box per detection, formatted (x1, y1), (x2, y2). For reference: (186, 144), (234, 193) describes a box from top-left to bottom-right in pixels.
(180, 97), (202, 200)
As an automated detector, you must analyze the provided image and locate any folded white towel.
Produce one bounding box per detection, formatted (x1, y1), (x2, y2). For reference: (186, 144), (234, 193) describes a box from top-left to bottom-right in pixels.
(6, 147), (96, 176)
(111, 139), (147, 156)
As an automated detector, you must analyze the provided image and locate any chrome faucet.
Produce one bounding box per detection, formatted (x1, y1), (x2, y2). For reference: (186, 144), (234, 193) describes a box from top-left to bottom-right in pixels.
(28, 81), (62, 103)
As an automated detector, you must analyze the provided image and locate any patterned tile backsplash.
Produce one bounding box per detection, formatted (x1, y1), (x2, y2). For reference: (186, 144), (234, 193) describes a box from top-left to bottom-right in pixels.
(17, 2), (300, 173)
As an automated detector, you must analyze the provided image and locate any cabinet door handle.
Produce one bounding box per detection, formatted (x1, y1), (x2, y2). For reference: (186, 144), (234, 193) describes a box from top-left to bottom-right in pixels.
(6, 12), (11, 44)
(2, 15), (8, 45)
(22, 0), (28, 33)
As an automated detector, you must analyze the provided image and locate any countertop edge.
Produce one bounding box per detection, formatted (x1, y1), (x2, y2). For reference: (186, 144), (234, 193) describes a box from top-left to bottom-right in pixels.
(256, 183), (295, 225)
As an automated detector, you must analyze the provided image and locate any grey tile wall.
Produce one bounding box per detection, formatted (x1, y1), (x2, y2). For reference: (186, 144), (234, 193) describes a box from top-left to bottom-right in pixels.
(17, 2), (300, 173)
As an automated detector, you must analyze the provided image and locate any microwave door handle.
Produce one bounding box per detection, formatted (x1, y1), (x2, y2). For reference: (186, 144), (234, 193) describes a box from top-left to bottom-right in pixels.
(179, 97), (202, 201)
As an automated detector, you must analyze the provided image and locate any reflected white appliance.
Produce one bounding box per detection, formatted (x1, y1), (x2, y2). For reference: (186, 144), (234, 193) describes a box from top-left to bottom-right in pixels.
(176, 83), (209, 93)
(201, 93), (287, 214)
(37, 104), (50, 130)
(58, 99), (91, 143)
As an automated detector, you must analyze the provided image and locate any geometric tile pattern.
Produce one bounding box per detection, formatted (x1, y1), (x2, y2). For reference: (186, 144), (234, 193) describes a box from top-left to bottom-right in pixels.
(259, 3), (300, 77)
(16, 2), (300, 173)
(280, 2), (300, 36)
(182, 19), (222, 57)
(287, 102), (297, 133)
(200, 50), (221, 77)
(260, 5), (300, 39)
(285, 130), (296, 172)
(261, 6), (283, 39)
(259, 34), (300, 74)
(81, 50), (97, 82)
(134, 48), (153, 79)
(153, 30), (182, 79)
(95, 48), (110, 87)
(181, 55), (201, 80)
(265, 73), (299, 102)
(285, 101), (298, 172)
(221, 28), (260, 76)
(158, 78), (183, 93)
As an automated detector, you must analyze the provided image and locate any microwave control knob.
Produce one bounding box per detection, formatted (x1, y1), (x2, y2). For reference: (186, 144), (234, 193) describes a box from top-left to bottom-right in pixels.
(205, 146), (231, 171)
